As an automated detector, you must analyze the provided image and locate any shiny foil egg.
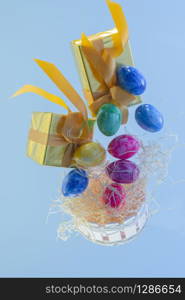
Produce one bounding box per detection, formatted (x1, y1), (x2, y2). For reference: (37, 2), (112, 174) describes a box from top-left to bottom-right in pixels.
(62, 169), (89, 197)
(108, 134), (140, 159)
(135, 104), (164, 132)
(73, 142), (106, 168)
(117, 65), (146, 96)
(102, 183), (126, 209)
(106, 159), (140, 184)
(97, 103), (122, 136)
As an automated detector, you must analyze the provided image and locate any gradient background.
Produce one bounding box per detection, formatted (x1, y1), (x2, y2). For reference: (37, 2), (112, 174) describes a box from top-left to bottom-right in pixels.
(0, 0), (185, 277)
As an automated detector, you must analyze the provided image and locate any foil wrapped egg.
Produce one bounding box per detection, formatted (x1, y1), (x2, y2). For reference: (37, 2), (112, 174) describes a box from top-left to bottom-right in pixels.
(117, 65), (146, 96)
(135, 104), (164, 132)
(73, 142), (106, 168)
(108, 134), (140, 159)
(102, 183), (126, 209)
(97, 103), (122, 136)
(62, 169), (89, 197)
(106, 159), (140, 184)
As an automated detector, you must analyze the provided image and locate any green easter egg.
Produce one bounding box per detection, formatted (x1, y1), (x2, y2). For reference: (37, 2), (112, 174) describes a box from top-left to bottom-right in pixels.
(97, 104), (122, 136)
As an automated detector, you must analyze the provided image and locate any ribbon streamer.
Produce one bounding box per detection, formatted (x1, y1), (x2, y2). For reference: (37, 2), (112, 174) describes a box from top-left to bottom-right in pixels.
(13, 84), (71, 112)
(106, 0), (129, 57)
(34, 59), (88, 120)
(13, 59), (88, 120)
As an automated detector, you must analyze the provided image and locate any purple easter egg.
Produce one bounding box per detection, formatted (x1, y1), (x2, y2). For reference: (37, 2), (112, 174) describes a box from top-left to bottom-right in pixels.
(106, 159), (140, 184)
(108, 134), (140, 159)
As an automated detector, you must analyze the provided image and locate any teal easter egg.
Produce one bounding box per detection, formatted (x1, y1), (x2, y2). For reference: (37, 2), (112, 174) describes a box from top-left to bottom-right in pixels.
(97, 104), (122, 136)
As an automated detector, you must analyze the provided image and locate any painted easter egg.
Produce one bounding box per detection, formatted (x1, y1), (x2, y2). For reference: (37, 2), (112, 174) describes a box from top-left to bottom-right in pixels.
(97, 103), (122, 136)
(135, 104), (164, 132)
(73, 142), (106, 168)
(117, 65), (146, 96)
(108, 134), (140, 159)
(103, 183), (126, 209)
(62, 169), (89, 197)
(106, 159), (140, 184)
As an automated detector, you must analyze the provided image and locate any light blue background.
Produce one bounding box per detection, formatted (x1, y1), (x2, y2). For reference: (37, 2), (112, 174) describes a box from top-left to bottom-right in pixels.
(0, 0), (185, 277)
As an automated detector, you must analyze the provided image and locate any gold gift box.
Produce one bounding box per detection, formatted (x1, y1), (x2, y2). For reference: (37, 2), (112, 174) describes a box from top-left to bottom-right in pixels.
(71, 28), (142, 107)
(27, 112), (95, 167)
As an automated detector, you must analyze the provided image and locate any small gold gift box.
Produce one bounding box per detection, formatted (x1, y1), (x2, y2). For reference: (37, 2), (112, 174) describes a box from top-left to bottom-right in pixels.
(71, 0), (142, 119)
(27, 112), (95, 167)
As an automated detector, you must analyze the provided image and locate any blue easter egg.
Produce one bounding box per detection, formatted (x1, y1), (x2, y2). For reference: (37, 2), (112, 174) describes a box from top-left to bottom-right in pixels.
(62, 169), (89, 197)
(135, 104), (164, 132)
(97, 103), (122, 136)
(117, 65), (146, 96)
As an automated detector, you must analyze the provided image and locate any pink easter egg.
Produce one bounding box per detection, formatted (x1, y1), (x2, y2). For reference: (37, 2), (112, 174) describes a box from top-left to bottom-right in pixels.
(106, 159), (140, 184)
(103, 183), (126, 209)
(108, 134), (140, 159)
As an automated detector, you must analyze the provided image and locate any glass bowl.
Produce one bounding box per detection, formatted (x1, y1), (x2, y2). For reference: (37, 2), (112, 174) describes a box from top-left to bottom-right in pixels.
(77, 203), (149, 246)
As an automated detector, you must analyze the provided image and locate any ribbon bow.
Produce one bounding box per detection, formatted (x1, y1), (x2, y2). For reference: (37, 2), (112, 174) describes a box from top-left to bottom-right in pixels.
(81, 0), (136, 124)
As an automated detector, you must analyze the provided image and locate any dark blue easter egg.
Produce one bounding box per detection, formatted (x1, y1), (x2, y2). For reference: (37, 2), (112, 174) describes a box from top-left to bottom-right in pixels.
(117, 65), (146, 96)
(97, 103), (122, 136)
(135, 104), (164, 132)
(62, 169), (89, 197)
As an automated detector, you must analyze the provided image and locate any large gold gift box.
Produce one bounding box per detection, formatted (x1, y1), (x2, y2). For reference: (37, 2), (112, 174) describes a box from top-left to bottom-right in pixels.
(71, 28), (142, 107)
(27, 112), (95, 167)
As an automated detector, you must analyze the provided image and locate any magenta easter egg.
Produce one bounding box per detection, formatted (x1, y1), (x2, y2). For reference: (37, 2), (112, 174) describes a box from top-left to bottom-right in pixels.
(108, 134), (140, 159)
(103, 183), (126, 208)
(106, 159), (140, 184)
